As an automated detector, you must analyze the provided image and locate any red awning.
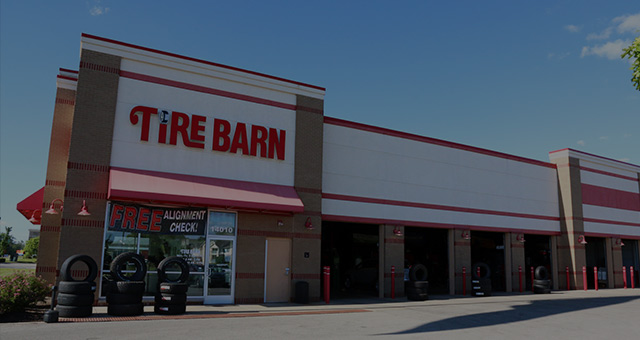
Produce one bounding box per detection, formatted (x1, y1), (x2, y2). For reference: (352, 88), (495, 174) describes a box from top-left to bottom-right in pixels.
(108, 167), (304, 213)
(16, 186), (44, 225)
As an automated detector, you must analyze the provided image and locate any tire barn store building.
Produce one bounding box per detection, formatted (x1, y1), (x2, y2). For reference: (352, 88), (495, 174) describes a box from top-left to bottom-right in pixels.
(18, 34), (640, 305)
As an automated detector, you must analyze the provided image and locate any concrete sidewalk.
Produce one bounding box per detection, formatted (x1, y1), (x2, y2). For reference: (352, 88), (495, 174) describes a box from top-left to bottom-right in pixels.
(62, 288), (640, 323)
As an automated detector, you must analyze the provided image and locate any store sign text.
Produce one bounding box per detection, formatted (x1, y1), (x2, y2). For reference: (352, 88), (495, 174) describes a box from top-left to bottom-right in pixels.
(129, 106), (286, 160)
(108, 202), (206, 236)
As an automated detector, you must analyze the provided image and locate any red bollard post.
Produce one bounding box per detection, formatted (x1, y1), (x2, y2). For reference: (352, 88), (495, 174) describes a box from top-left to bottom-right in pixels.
(477, 266), (481, 279)
(391, 265), (396, 299)
(566, 266), (570, 290)
(583, 266), (587, 291)
(531, 267), (535, 293)
(462, 267), (466, 295)
(323, 266), (330, 304)
(623, 266), (627, 289)
(631, 266), (635, 289)
(593, 266), (598, 291)
(518, 265), (523, 293)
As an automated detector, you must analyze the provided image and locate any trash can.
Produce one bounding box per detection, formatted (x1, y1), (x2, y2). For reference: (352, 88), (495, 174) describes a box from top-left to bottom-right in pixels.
(295, 281), (309, 304)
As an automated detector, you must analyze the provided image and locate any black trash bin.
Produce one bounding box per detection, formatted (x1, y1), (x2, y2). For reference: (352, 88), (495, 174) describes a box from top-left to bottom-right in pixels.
(295, 281), (309, 304)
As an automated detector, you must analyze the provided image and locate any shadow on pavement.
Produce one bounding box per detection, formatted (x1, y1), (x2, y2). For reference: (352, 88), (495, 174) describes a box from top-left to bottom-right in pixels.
(380, 295), (640, 335)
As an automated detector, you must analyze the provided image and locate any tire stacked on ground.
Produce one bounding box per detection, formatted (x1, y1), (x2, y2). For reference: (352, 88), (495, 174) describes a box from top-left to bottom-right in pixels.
(405, 263), (429, 301)
(106, 252), (147, 316)
(155, 256), (190, 315)
(472, 262), (492, 296)
(56, 254), (98, 318)
(533, 266), (551, 294)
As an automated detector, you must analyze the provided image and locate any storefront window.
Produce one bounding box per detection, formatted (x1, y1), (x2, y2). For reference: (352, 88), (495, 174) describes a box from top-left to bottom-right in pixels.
(139, 234), (206, 272)
(207, 239), (233, 296)
(103, 231), (137, 271)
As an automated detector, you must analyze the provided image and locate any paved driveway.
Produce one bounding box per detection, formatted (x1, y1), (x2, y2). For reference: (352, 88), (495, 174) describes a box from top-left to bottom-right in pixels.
(2, 289), (639, 339)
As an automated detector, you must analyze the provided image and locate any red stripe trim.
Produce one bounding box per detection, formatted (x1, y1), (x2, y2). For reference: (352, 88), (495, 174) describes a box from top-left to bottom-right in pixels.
(323, 193), (560, 221)
(550, 148), (640, 169)
(60, 68), (79, 74)
(79, 61), (119, 74)
(321, 214), (561, 235)
(82, 33), (325, 91)
(64, 190), (107, 200)
(57, 75), (78, 82)
(55, 98), (75, 105)
(581, 184), (640, 211)
(68, 161), (110, 173)
(237, 229), (321, 239)
(120, 70), (298, 111)
(41, 225), (61, 232)
(324, 117), (557, 169)
(46, 179), (66, 187)
(580, 166), (639, 182)
(296, 105), (324, 115)
(62, 218), (105, 228)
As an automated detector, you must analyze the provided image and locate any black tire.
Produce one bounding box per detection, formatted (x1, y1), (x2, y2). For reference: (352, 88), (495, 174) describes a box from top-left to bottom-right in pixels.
(60, 254), (99, 283)
(407, 292), (429, 301)
(534, 266), (549, 280)
(56, 305), (93, 318)
(106, 280), (146, 295)
(154, 304), (186, 315)
(533, 279), (551, 287)
(409, 264), (428, 282)
(155, 293), (187, 305)
(472, 263), (491, 279)
(107, 303), (144, 316)
(107, 293), (143, 305)
(533, 286), (551, 294)
(405, 281), (429, 289)
(159, 282), (189, 294)
(110, 252), (147, 282)
(157, 256), (190, 284)
(56, 292), (94, 306)
(58, 281), (92, 294)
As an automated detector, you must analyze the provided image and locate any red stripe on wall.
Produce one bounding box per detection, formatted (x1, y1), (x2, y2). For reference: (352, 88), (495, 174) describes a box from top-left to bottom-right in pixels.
(325, 116), (557, 169)
(323, 193), (560, 221)
(581, 184), (640, 211)
(64, 190), (107, 200)
(62, 219), (105, 228)
(583, 217), (640, 228)
(580, 166), (639, 182)
(67, 162), (110, 173)
(120, 71), (298, 111)
(46, 179), (66, 187)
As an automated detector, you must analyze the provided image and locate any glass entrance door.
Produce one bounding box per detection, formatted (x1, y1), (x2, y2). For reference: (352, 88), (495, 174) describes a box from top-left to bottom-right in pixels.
(206, 238), (234, 303)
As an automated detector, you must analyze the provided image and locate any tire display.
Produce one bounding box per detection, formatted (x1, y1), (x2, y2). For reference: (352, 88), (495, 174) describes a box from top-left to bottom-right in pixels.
(472, 263), (491, 279)
(154, 304), (187, 315)
(155, 258), (190, 315)
(55, 254), (98, 318)
(157, 256), (190, 284)
(405, 281), (429, 301)
(106, 252), (148, 317)
(472, 278), (492, 296)
(409, 264), (428, 282)
(534, 266), (549, 280)
(159, 282), (189, 294)
(533, 278), (552, 294)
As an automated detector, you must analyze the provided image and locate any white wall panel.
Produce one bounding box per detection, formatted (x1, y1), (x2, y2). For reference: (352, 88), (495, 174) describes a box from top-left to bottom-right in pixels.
(580, 158), (639, 179)
(584, 221), (640, 237)
(580, 170), (639, 194)
(111, 78), (296, 186)
(583, 205), (640, 225)
(323, 124), (559, 223)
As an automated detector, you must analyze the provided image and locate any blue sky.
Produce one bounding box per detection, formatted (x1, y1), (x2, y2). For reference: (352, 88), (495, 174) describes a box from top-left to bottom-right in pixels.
(1, 1), (639, 242)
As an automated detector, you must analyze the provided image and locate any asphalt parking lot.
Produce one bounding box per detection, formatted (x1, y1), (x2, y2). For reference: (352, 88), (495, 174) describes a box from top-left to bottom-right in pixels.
(2, 289), (639, 339)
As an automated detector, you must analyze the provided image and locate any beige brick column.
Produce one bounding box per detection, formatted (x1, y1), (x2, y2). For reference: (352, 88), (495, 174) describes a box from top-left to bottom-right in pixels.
(610, 238), (623, 288)
(57, 50), (121, 288)
(510, 233), (525, 292)
(454, 229), (471, 294)
(383, 225), (404, 298)
(292, 95), (323, 302)
(37, 87), (76, 284)
(551, 156), (586, 290)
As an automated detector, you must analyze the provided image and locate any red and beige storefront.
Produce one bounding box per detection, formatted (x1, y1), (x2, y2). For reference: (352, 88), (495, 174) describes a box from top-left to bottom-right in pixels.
(19, 34), (640, 304)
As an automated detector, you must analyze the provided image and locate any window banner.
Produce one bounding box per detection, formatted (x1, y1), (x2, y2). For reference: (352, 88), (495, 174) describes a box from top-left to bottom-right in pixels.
(107, 202), (207, 236)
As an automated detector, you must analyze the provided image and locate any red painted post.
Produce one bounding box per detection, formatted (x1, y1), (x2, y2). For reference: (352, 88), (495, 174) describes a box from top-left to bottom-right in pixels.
(623, 266), (627, 289)
(323, 266), (330, 304)
(462, 267), (466, 295)
(477, 266), (481, 279)
(593, 266), (598, 291)
(631, 266), (635, 289)
(566, 266), (570, 290)
(391, 265), (396, 299)
(531, 267), (535, 293)
(518, 265), (522, 293)
(583, 266), (587, 291)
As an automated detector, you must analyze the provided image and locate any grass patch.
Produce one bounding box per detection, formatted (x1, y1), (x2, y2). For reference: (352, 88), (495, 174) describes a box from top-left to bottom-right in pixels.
(16, 258), (37, 263)
(0, 268), (35, 277)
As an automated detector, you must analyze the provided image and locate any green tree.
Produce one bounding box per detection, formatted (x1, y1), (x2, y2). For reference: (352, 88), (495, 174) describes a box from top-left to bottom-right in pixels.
(24, 237), (39, 258)
(621, 36), (640, 91)
(0, 227), (14, 255)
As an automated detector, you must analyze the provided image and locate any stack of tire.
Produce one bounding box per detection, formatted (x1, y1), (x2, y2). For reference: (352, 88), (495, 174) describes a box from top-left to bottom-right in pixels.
(405, 263), (429, 301)
(471, 262), (492, 296)
(533, 266), (551, 294)
(106, 252), (147, 316)
(155, 256), (190, 315)
(56, 254), (98, 318)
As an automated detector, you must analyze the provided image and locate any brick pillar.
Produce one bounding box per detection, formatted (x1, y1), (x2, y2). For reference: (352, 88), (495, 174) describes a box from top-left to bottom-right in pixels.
(56, 49), (121, 288)
(292, 95), (323, 302)
(510, 233), (525, 292)
(37, 86), (76, 284)
(383, 225), (404, 298)
(454, 229), (471, 294)
(551, 156), (586, 290)
(610, 238), (623, 288)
